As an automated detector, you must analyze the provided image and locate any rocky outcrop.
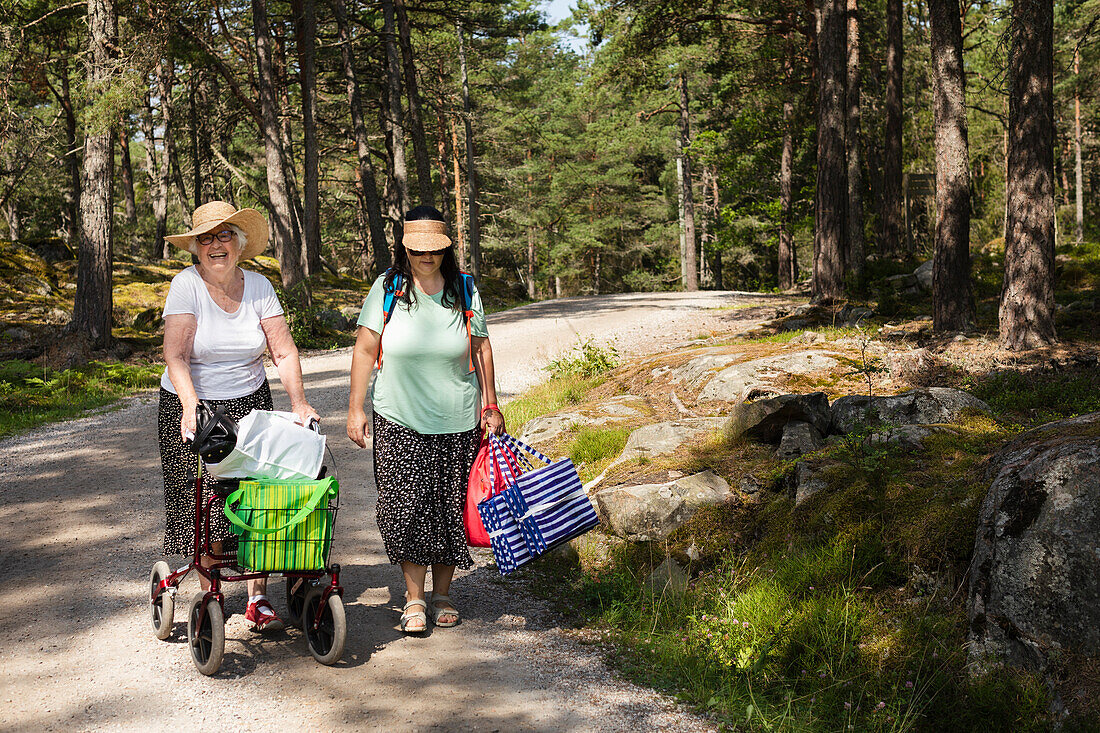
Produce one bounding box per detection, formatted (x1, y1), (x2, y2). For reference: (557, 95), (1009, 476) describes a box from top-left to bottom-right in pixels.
(968, 413), (1100, 679)
(595, 470), (732, 541)
(613, 418), (727, 465)
(725, 392), (831, 443)
(777, 420), (825, 458)
(520, 396), (647, 445)
(699, 352), (840, 402)
(831, 387), (990, 434)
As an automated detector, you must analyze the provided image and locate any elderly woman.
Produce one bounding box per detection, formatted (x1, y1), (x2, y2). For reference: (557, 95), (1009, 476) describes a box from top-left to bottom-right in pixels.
(347, 205), (505, 633)
(159, 201), (318, 633)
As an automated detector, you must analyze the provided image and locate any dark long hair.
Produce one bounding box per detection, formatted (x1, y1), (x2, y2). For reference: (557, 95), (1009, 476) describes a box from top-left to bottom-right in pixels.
(384, 205), (464, 313)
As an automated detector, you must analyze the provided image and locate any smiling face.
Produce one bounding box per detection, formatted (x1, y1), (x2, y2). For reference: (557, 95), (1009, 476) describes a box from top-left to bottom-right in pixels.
(195, 227), (241, 274)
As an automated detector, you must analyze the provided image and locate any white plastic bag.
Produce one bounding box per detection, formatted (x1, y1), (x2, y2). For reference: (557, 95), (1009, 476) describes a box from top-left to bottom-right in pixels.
(205, 410), (325, 481)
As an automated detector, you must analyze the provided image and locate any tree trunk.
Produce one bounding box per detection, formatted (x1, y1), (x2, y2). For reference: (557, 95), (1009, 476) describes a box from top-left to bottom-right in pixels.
(709, 166), (723, 289)
(73, 0), (116, 349)
(449, 114), (466, 268)
(676, 145), (688, 287)
(382, 0), (410, 221)
(118, 121), (137, 225)
(845, 0), (864, 277)
(273, 25), (307, 274)
(457, 22), (480, 278)
(435, 110), (452, 227)
(253, 0), (305, 290)
(930, 0), (973, 332)
(779, 90), (797, 289)
(394, 0), (434, 206)
(59, 53), (81, 249)
(813, 0), (848, 302)
(999, 0), (1056, 349)
(292, 0), (322, 277)
(4, 199), (21, 241)
(881, 0), (904, 256)
(140, 90), (168, 260)
(1074, 49), (1084, 245)
(678, 70), (698, 291)
(698, 164), (711, 288)
(332, 0), (390, 277)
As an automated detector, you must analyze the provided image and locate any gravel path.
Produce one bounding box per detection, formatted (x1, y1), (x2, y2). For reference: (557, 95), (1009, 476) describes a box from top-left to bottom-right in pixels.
(0, 291), (786, 732)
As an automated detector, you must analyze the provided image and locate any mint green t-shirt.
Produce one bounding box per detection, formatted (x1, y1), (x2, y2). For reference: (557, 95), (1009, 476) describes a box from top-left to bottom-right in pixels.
(357, 274), (489, 435)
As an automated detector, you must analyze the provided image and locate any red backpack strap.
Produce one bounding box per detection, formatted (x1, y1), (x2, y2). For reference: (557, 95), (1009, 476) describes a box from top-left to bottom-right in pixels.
(375, 271), (405, 370)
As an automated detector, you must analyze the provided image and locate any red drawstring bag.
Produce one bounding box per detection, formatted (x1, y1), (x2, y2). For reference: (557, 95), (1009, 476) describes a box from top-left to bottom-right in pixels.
(465, 434), (517, 546)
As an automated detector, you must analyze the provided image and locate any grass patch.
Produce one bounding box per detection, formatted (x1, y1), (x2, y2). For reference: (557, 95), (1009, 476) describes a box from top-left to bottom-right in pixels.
(0, 359), (163, 436)
(501, 374), (603, 435)
(568, 425), (633, 483)
(963, 368), (1100, 424)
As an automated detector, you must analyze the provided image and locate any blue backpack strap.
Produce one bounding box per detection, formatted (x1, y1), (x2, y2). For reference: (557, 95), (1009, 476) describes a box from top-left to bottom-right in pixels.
(376, 270), (405, 370)
(459, 272), (476, 374)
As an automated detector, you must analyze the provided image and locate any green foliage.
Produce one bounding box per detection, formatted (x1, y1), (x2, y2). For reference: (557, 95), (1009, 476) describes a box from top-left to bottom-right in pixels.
(274, 284), (353, 351)
(501, 374), (603, 437)
(545, 338), (620, 378)
(963, 368), (1100, 423)
(0, 359), (162, 437)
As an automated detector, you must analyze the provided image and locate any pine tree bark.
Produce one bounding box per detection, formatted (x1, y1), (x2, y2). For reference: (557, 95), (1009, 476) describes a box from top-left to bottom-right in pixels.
(73, 0), (116, 349)
(435, 110), (452, 226)
(118, 121), (137, 225)
(678, 70), (698, 291)
(881, 0), (904, 256)
(930, 0), (973, 332)
(1074, 49), (1084, 245)
(394, 0), (434, 206)
(457, 22), (480, 278)
(57, 53), (81, 249)
(999, 0), (1057, 349)
(382, 0), (410, 219)
(449, 114), (466, 268)
(140, 91), (168, 260)
(779, 95), (798, 289)
(293, 0), (322, 276)
(813, 0), (848, 302)
(332, 0), (390, 276)
(273, 26), (306, 272)
(253, 0), (305, 290)
(845, 0), (864, 277)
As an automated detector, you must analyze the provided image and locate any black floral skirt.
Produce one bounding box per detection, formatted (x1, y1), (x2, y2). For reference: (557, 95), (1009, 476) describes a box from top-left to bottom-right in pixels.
(372, 413), (480, 569)
(158, 382), (273, 556)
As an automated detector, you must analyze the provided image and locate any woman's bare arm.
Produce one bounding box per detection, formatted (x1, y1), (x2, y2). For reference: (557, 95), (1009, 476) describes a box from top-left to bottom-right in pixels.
(261, 315), (319, 424)
(347, 326), (381, 448)
(163, 314), (199, 438)
(472, 335), (504, 434)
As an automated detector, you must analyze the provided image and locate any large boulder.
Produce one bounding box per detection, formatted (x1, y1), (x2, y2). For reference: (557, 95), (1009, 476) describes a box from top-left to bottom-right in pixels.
(914, 260), (933, 291)
(831, 387), (989, 434)
(725, 392), (831, 443)
(777, 420), (825, 459)
(699, 352), (840, 402)
(596, 470), (732, 541)
(968, 413), (1100, 682)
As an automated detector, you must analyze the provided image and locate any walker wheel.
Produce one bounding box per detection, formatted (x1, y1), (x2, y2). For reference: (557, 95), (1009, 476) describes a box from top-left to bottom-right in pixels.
(304, 587), (346, 665)
(149, 561), (174, 640)
(187, 593), (225, 676)
(286, 578), (310, 629)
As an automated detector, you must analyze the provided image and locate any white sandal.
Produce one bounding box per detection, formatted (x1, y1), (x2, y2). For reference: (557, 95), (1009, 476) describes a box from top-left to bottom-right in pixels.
(430, 593), (459, 627)
(400, 599), (428, 633)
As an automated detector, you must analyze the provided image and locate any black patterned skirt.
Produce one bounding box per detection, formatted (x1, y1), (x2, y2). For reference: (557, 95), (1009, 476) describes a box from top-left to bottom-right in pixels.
(372, 413), (480, 569)
(158, 382), (274, 556)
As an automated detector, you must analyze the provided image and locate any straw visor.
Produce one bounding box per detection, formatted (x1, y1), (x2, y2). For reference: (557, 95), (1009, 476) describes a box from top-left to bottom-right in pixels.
(402, 219), (452, 251)
(164, 201), (269, 261)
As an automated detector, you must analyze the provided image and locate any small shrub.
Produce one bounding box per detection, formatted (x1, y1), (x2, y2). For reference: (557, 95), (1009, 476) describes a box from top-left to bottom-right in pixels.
(545, 338), (620, 378)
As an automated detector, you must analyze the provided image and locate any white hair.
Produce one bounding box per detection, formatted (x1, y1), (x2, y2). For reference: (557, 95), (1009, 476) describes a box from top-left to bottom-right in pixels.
(189, 223), (247, 255)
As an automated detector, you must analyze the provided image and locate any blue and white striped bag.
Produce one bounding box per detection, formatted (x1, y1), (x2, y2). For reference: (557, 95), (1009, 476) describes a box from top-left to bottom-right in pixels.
(478, 434), (599, 574)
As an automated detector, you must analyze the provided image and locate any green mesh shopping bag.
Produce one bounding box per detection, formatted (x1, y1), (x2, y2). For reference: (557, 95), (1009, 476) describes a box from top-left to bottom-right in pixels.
(223, 477), (338, 571)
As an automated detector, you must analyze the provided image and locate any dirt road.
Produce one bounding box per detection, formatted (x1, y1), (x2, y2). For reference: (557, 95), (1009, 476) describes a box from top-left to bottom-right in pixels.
(0, 291), (783, 732)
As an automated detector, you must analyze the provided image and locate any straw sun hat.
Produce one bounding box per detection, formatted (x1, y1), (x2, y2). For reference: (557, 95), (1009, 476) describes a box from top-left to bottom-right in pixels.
(164, 201), (269, 261)
(402, 219), (452, 252)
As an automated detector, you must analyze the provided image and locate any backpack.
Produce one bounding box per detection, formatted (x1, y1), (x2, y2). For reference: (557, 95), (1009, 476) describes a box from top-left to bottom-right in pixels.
(375, 270), (477, 374)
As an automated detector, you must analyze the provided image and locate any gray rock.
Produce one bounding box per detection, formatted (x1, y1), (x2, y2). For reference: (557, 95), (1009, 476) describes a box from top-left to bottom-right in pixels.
(738, 474), (763, 494)
(914, 260), (934, 291)
(613, 418), (727, 464)
(316, 309), (352, 330)
(885, 348), (944, 382)
(789, 330), (826, 345)
(667, 349), (742, 391)
(565, 531), (627, 566)
(520, 396), (647, 445)
(867, 424), (957, 451)
(699, 352), (840, 402)
(725, 392), (831, 443)
(595, 482), (690, 541)
(2, 327), (30, 341)
(968, 413), (1100, 680)
(596, 470), (733, 541)
(831, 387), (990, 434)
(45, 308), (71, 325)
(778, 318), (810, 332)
(777, 420), (825, 458)
(885, 273), (918, 290)
(647, 557), (690, 595)
(793, 462), (828, 506)
(339, 304), (362, 321)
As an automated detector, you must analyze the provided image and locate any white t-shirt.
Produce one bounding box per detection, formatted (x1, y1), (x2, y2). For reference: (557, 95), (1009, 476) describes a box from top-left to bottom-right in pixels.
(160, 266), (284, 400)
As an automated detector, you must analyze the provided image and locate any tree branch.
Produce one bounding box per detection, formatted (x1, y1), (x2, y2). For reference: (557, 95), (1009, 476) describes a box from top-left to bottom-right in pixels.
(173, 20), (261, 125)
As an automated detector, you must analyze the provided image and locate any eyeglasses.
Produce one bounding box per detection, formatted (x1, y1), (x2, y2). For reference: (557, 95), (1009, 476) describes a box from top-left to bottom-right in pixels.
(406, 248), (443, 257)
(197, 229), (237, 246)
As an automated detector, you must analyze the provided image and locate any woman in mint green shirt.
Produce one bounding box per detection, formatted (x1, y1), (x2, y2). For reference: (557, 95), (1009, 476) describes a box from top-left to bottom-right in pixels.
(347, 206), (504, 634)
